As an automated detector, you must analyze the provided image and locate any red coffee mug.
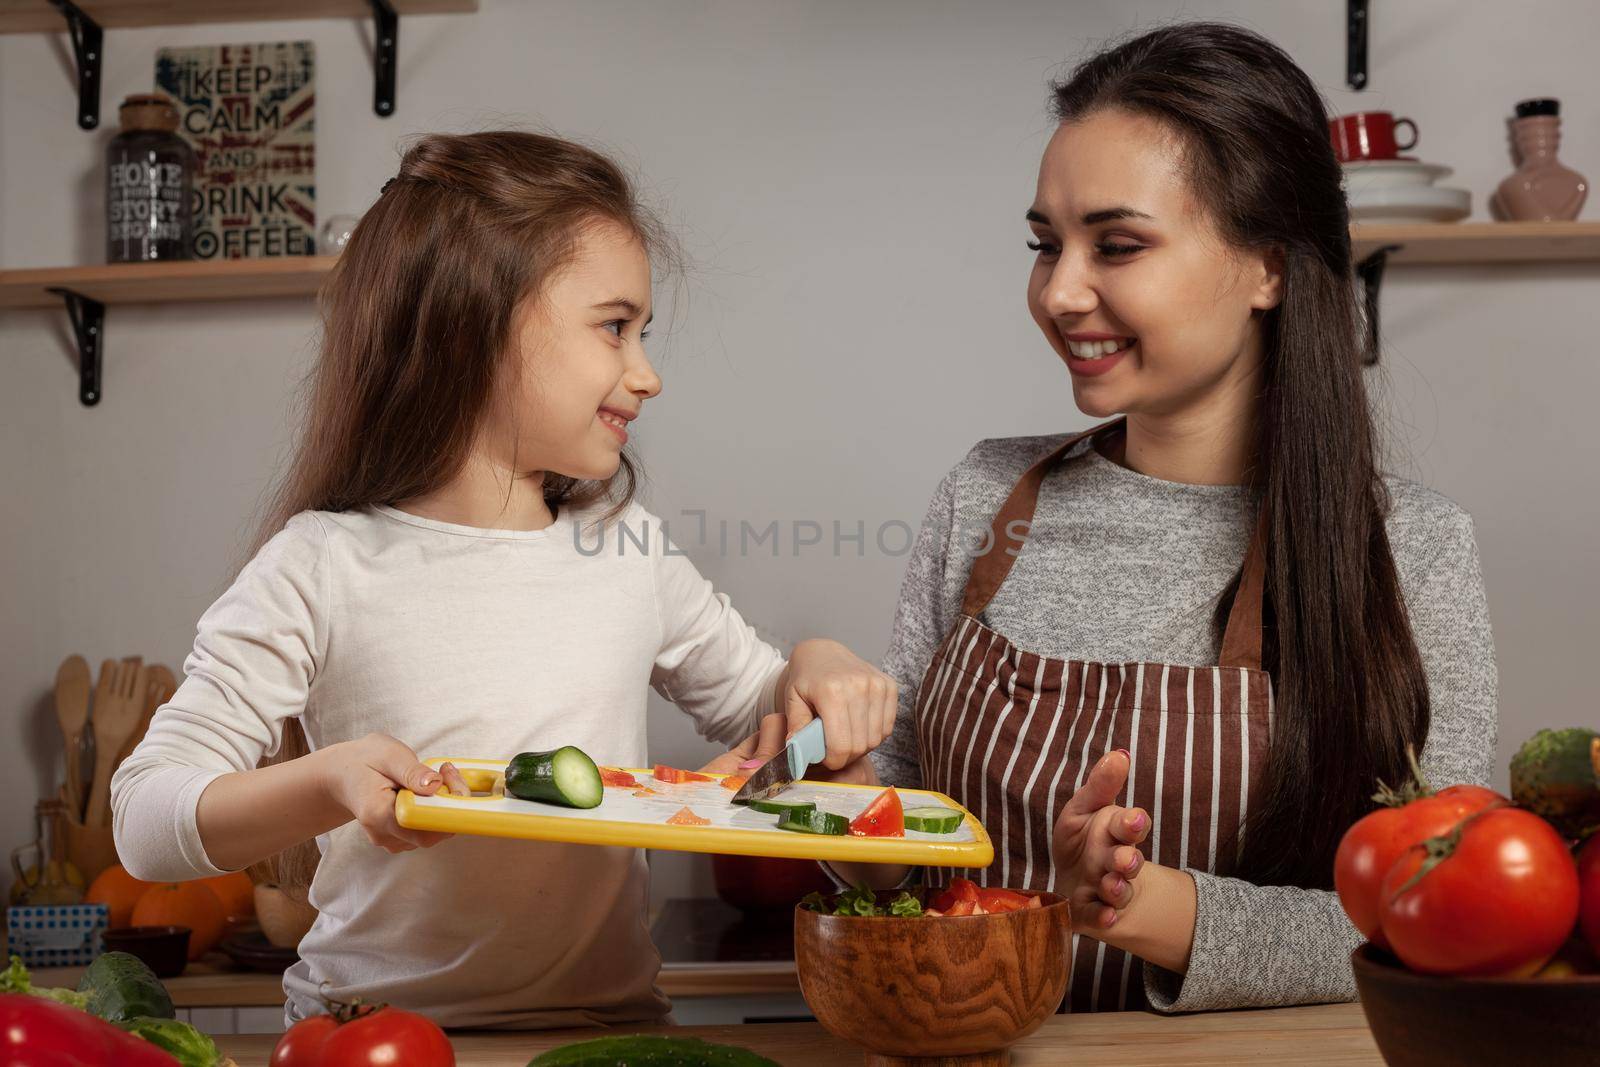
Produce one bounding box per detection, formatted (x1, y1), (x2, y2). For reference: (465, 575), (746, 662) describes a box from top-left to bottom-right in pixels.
(1328, 111), (1418, 162)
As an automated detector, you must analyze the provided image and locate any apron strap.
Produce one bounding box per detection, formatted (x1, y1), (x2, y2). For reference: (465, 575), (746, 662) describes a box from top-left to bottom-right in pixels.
(958, 418), (1268, 673)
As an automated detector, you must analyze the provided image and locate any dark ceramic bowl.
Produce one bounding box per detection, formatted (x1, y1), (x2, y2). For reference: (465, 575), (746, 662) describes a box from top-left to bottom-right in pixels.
(103, 925), (191, 978)
(1352, 943), (1600, 1067)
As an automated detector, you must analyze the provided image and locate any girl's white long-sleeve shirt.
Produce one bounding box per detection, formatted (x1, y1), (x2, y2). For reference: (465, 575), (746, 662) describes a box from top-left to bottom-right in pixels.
(111, 501), (785, 1029)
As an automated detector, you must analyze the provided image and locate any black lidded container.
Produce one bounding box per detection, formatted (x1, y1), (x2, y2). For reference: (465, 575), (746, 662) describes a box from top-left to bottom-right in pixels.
(106, 93), (195, 262)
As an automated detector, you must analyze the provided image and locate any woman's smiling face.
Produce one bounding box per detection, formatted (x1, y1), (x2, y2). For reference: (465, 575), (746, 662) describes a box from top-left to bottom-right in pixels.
(1026, 108), (1282, 420)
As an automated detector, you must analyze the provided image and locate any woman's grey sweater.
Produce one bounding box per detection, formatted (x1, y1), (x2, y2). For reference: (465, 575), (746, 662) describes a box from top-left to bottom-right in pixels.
(872, 433), (1497, 1013)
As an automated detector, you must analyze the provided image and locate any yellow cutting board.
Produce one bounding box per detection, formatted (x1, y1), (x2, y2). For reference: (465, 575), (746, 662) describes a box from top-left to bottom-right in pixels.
(394, 757), (994, 868)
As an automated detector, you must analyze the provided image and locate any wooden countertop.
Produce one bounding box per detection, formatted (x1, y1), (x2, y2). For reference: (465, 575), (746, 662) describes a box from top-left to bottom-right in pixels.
(215, 1003), (1382, 1065)
(31, 956), (800, 1005)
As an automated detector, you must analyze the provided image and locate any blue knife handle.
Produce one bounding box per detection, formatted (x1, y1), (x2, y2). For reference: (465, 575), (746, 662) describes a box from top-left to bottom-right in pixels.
(786, 718), (828, 778)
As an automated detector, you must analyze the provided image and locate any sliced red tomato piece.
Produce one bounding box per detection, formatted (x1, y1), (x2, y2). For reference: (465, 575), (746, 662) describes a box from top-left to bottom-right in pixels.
(666, 806), (711, 826)
(976, 887), (1030, 913)
(721, 775), (750, 792)
(1025, 895), (1043, 909)
(930, 877), (980, 913)
(848, 787), (905, 837)
(599, 767), (639, 788)
(944, 899), (976, 916)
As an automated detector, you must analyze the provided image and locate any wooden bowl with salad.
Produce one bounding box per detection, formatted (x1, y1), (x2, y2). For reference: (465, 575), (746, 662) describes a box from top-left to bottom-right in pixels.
(794, 881), (1070, 1066)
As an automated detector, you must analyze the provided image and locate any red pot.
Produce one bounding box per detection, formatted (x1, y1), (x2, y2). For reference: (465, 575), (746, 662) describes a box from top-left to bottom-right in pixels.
(712, 853), (833, 912)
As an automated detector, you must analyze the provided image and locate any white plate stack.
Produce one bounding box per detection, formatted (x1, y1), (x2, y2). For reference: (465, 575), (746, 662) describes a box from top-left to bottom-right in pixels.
(1343, 160), (1471, 224)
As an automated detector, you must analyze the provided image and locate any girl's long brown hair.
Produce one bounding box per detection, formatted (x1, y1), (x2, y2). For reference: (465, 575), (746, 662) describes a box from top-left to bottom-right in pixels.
(1051, 24), (1431, 889)
(249, 131), (670, 888)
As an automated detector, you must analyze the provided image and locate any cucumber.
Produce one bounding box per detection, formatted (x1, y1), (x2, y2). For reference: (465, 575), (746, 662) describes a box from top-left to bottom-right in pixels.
(746, 797), (816, 817)
(78, 951), (174, 1023)
(776, 809), (848, 835)
(529, 1034), (779, 1065)
(904, 806), (962, 834)
(505, 747), (603, 809)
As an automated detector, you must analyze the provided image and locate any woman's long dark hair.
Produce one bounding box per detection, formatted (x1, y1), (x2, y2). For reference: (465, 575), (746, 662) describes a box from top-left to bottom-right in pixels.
(1052, 23), (1430, 889)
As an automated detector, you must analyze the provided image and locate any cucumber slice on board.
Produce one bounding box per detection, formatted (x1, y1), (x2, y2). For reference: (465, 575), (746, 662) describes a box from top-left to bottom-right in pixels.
(776, 809), (849, 835)
(505, 747), (604, 809)
(746, 797), (816, 817)
(903, 806), (962, 834)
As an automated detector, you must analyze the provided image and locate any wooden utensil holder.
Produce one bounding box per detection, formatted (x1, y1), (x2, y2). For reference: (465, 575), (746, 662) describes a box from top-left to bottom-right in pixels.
(59, 787), (119, 884)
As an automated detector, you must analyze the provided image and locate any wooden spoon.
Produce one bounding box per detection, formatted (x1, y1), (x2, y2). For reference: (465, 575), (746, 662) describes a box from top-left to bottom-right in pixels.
(87, 658), (144, 828)
(119, 664), (176, 767)
(53, 655), (91, 822)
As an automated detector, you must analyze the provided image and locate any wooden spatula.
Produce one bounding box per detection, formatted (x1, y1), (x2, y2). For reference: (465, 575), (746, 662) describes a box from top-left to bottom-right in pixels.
(87, 658), (145, 828)
(119, 664), (176, 767)
(53, 656), (92, 822)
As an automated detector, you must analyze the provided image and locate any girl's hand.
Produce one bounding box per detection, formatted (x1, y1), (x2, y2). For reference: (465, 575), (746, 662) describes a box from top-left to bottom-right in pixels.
(1050, 749), (1150, 932)
(698, 712), (786, 776)
(317, 733), (458, 853)
(780, 639), (897, 771)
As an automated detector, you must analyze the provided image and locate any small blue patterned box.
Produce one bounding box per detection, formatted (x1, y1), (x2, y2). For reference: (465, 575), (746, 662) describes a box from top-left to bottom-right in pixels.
(6, 904), (108, 967)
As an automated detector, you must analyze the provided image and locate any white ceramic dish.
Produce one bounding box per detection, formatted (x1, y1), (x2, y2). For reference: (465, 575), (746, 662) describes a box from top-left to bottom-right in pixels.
(1342, 159), (1454, 190)
(1348, 185), (1471, 223)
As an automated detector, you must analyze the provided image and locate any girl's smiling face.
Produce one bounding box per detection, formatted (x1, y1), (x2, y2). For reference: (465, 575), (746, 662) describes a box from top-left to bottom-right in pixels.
(490, 219), (661, 482)
(1026, 108), (1282, 420)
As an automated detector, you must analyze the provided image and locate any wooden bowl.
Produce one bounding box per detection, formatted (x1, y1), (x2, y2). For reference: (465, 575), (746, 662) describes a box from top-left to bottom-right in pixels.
(794, 891), (1070, 1066)
(1352, 943), (1600, 1066)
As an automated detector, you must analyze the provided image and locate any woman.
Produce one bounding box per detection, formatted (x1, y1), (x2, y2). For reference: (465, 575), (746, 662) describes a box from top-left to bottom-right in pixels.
(862, 23), (1496, 1013)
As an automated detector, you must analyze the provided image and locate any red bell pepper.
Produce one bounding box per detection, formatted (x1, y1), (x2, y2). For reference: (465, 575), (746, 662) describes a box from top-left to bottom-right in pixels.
(653, 764), (712, 784)
(0, 993), (179, 1067)
(598, 767), (639, 788)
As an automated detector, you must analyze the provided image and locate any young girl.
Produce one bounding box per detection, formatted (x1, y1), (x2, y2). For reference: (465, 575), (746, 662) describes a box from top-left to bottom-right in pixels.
(852, 23), (1496, 1012)
(111, 131), (896, 1029)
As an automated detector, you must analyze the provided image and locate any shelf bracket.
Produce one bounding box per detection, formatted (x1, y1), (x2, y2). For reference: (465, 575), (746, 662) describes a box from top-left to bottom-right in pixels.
(47, 287), (105, 406)
(1347, 0), (1369, 90)
(48, 0), (104, 129)
(1356, 244), (1401, 366)
(369, 0), (399, 117)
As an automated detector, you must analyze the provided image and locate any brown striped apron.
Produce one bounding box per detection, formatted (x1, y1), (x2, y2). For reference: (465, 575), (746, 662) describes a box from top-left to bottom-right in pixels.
(914, 419), (1273, 1013)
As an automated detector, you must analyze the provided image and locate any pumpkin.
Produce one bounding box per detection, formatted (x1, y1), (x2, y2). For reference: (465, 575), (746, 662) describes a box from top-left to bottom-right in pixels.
(201, 871), (255, 925)
(84, 865), (157, 929)
(131, 882), (226, 960)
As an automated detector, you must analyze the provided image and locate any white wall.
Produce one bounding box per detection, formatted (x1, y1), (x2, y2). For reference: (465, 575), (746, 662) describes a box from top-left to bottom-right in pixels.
(4, 0), (1597, 907)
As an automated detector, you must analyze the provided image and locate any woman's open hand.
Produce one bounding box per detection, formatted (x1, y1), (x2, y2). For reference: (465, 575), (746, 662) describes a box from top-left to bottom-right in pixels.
(1051, 749), (1150, 932)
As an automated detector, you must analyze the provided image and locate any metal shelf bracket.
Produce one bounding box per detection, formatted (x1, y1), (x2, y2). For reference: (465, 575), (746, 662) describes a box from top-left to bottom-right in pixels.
(47, 287), (106, 406)
(49, 0), (104, 129)
(1356, 244), (1402, 366)
(370, 0), (399, 117)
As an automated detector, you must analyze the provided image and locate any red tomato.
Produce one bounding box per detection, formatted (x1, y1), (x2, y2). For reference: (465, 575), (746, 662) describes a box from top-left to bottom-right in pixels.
(271, 1002), (454, 1067)
(848, 787), (905, 837)
(0, 994), (179, 1067)
(1379, 807), (1580, 976)
(944, 899), (976, 916)
(1333, 784), (1503, 949)
(1578, 834), (1600, 957)
(930, 877), (980, 913)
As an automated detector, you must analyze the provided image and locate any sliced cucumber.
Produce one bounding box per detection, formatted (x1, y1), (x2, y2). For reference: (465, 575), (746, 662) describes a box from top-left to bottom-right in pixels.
(904, 806), (962, 834)
(777, 809), (848, 835)
(747, 797), (816, 817)
(505, 747), (604, 809)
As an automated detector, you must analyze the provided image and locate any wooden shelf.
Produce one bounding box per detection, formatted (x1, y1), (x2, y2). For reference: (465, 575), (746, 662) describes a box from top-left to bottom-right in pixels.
(0, 257), (336, 310)
(1352, 221), (1600, 265)
(0, 1), (476, 34)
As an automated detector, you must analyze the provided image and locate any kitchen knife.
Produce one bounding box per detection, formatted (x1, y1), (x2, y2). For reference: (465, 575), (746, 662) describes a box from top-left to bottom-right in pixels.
(729, 719), (828, 804)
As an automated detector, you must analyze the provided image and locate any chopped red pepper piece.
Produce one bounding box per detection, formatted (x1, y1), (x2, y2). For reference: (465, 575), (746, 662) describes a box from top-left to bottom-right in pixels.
(653, 764), (712, 784)
(930, 877), (981, 913)
(666, 806), (711, 826)
(720, 775), (750, 792)
(848, 786), (905, 837)
(976, 887), (1031, 913)
(599, 767), (639, 788)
